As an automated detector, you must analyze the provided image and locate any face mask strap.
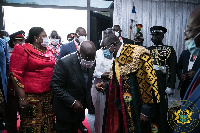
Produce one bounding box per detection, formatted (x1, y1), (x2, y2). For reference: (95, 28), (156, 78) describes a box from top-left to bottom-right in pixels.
(194, 32), (200, 39)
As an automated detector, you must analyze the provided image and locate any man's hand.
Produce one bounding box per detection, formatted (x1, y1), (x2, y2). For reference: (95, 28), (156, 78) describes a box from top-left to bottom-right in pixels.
(180, 73), (187, 81)
(72, 100), (84, 112)
(95, 82), (105, 92)
(19, 98), (28, 109)
(165, 87), (174, 94)
(140, 113), (151, 123)
(186, 70), (196, 79)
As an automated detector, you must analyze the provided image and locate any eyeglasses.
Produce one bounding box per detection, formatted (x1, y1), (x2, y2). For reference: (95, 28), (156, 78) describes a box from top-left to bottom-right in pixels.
(101, 44), (114, 50)
(184, 25), (200, 37)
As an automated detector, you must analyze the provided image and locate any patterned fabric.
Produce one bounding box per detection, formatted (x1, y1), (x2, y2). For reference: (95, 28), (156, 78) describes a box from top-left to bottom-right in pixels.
(120, 75), (138, 133)
(136, 53), (160, 104)
(19, 91), (55, 133)
(106, 44), (160, 133)
(114, 44), (160, 104)
(117, 44), (150, 76)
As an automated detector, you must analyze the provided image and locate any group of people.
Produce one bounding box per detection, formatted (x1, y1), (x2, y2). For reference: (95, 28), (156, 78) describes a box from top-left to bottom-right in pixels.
(0, 4), (199, 133)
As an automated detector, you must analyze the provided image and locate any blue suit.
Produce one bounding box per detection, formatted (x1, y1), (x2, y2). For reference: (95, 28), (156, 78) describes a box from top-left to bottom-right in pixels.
(0, 39), (10, 101)
(58, 41), (77, 59)
(174, 69), (200, 133)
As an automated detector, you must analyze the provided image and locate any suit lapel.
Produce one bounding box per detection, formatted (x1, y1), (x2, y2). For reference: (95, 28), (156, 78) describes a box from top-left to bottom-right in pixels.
(72, 54), (86, 89)
(185, 50), (190, 71)
(193, 56), (200, 71)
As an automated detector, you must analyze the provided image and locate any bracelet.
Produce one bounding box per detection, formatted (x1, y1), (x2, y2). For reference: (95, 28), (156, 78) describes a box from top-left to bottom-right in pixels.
(70, 100), (76, 108)
(19, 98), (26, 101)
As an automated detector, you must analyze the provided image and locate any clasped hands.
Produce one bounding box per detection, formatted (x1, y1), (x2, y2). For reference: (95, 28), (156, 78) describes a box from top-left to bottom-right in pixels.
(180, 70), (196, 81)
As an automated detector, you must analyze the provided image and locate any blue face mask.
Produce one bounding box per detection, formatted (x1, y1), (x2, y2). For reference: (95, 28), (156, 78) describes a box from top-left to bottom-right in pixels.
(186, 32), (200, 56)
(3, 36), (10, 42)
(103, 49), (113, 59)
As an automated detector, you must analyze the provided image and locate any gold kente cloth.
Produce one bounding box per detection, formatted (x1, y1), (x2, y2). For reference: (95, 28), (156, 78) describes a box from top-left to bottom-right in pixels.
(111, 44), (160, 104)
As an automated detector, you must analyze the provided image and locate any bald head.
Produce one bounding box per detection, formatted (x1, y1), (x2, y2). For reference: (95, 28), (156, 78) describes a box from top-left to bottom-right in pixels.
(79, 40), (96, 61)
(188, 5), (200, 27)
(187, 5), (200, 47)
(76, 27), (86, 35)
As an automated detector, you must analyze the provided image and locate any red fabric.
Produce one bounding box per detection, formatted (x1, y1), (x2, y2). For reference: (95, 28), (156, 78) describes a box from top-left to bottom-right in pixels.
(8, 43), (55, 93)
(105, 79), (120, 133)
(78, 116), (92, 133)
(14, 34), (24, 38)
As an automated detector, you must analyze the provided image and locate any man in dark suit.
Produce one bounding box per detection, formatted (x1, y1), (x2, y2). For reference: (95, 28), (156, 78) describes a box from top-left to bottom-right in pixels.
(173, 5), (200, 133)
(58, 27), (86, 59)
(113, 25), (134, 45)
(58, 27), (91, 132)
(177, 49), (200, 99)
(50, 40), (96, 133)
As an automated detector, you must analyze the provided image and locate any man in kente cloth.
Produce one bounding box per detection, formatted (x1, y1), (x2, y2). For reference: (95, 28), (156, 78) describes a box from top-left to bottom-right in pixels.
(96, 34), (160, 133)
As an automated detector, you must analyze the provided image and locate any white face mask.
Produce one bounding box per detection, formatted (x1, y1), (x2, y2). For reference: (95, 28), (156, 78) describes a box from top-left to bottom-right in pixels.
(80, 59), (95, 68)
(115, 31), (120, 37)
(186, 32), (200, 56)
(41, 37), (49, 47)
(78, 36), (86, 43)
(50, 39), (60, 46)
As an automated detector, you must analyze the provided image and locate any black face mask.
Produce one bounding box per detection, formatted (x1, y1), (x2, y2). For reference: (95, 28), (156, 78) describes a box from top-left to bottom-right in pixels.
(135, 41), (143, 46)
(151, 36), (162, 44)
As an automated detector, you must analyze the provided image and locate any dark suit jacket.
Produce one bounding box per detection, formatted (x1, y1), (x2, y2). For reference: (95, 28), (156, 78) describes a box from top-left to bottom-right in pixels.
(177, 49), (200, 79)
(50, 53), (93, 122)
(58, 41), (77, 59)
(122, 37), (134, 45)
(177, 49), (200, 98)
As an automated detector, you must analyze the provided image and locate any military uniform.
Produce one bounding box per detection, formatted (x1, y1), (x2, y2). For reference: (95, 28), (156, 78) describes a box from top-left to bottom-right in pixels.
(147, 26), (177, 133)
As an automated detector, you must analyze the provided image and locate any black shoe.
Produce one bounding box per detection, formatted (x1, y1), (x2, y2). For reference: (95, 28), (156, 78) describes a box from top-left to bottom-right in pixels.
(79, 123), (88, 133)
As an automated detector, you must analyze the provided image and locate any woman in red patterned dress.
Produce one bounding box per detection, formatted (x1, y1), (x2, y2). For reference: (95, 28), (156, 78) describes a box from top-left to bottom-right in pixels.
(8, 27), (55, 132)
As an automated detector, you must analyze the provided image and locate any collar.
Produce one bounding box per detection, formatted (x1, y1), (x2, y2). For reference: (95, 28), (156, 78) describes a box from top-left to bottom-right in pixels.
(116, 44), (123, 58)
(74, 39), (79, 46)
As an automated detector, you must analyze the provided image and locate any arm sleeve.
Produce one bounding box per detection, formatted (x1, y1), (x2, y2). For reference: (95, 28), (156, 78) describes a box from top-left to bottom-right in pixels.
(167, 47), (177, 89)
(58, 44), (68, 59)
(177, 51), (184, 80)
(93, 51), (103, 78)
(9, 45), (28, 88)
(50, 59), (75, 107)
